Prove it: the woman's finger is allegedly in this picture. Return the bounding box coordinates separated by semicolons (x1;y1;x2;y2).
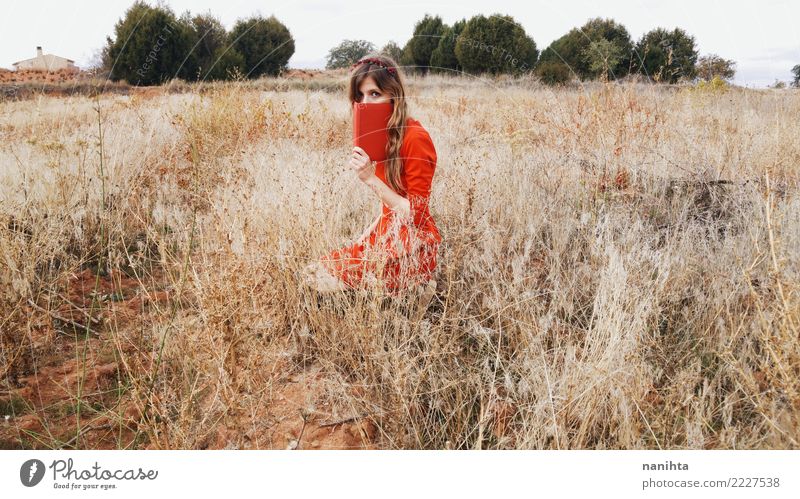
353;148;371;162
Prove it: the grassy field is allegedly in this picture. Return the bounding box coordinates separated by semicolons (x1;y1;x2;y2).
0;73;798;449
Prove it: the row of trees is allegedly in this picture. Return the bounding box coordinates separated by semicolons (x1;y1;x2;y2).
328;15;740;85
100;1;295;85
99;3;794;87
327;14;537;76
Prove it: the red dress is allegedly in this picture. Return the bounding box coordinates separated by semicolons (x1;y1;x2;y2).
320;117;442;295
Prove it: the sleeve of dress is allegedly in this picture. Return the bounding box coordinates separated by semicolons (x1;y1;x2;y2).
402;129;437;228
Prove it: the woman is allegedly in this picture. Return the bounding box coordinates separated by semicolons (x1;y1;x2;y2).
302;54;442;297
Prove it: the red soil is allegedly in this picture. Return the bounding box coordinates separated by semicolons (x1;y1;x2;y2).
0;67;89;85
282;68;327;80
0;267;379;450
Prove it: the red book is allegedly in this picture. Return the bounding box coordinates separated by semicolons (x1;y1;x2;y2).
353;101;392;163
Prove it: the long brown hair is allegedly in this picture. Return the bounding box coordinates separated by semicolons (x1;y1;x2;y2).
349;54;409;194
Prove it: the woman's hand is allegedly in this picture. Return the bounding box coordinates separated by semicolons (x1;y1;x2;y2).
350;146;376;184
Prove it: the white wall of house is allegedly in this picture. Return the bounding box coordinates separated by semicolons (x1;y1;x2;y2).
12;47;77;71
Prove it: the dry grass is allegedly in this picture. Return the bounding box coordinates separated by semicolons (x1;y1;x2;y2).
0;73;798;449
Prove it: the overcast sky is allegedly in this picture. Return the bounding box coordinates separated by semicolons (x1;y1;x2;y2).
1;0;798;87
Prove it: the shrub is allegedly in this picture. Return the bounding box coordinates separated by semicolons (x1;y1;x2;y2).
229;15;295;78
399;40;417;74
189;13;244;81
380;41;404;63
696;54;736;82
538;17;634;81
430;19;466;74
105;1;197;86
634;27;698;83
692;75;729;93
408;14;447;74
582;38;624;82
534;60;572;86
455;14;538;76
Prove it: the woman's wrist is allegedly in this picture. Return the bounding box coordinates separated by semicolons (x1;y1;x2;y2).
362;175;410;217
363;175;381;188
364;176;385;199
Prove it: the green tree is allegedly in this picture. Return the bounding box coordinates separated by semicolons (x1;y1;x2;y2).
326;39;375;69
229;15;294;78
430;18;466;74
105;1;197;85
189;12;244;81
634;27;698;83
399;39;417;74
537;17;633;80
409;14;447;74
791;64;800;88
89;39;113;77
696;54;736;81
582;38;623;82
380;41;403;62
455;14;538;75
431;19;467;73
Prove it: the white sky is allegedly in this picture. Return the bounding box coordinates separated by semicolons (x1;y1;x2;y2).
1;0;798;87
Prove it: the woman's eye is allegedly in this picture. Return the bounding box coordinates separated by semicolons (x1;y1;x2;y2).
371;91;380;97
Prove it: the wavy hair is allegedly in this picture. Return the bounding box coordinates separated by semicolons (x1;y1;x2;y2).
348;54;409;195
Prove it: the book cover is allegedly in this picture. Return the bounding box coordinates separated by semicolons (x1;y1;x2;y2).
352;101;392;163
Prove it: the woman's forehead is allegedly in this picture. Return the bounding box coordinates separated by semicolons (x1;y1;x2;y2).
358;75;380;91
